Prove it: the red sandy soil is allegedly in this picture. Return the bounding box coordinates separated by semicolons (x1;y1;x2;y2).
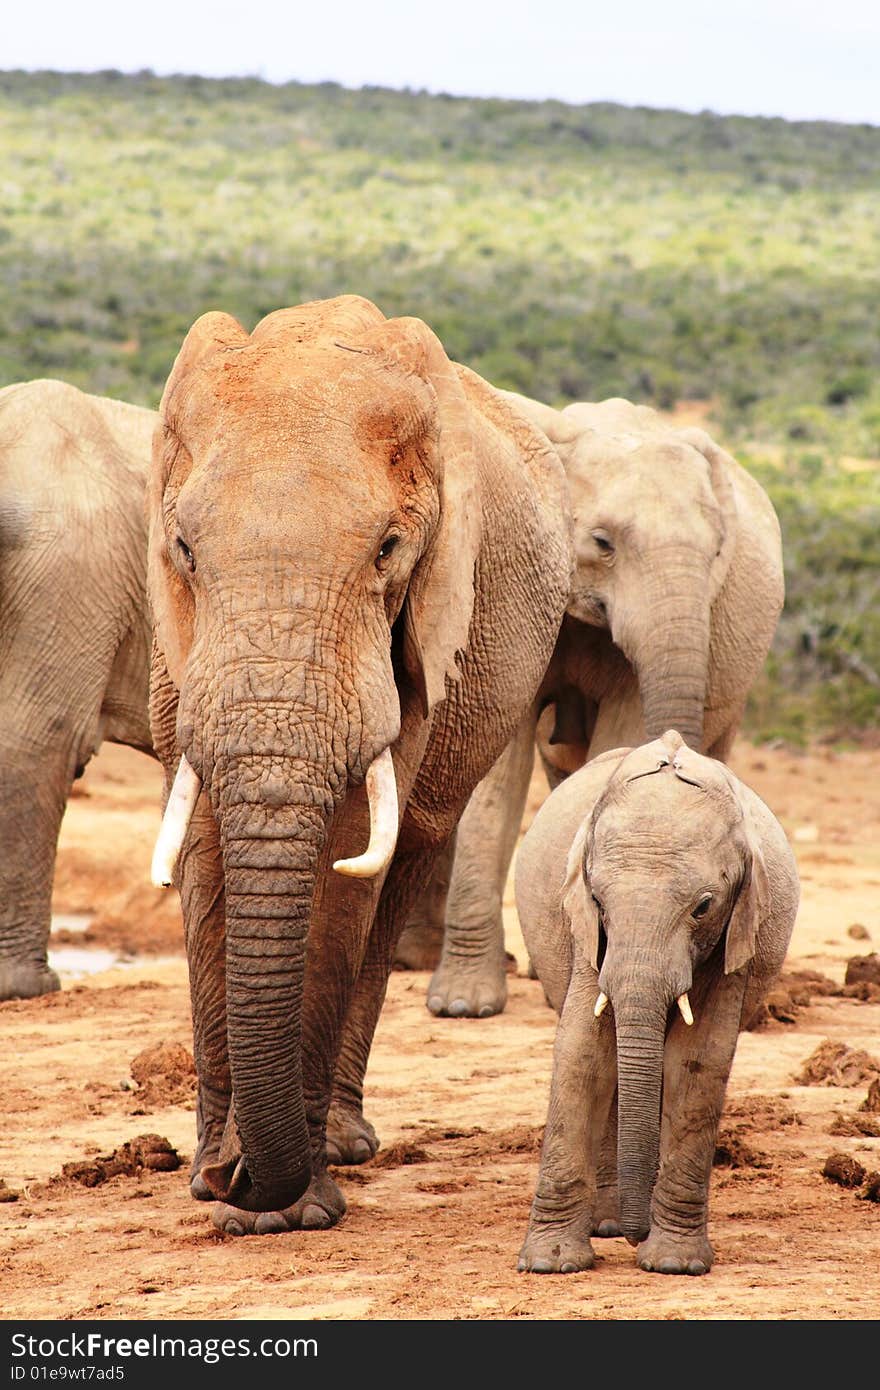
1;739;879;1321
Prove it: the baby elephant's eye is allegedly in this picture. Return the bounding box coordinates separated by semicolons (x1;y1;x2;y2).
692;894;712;920
592;531;614;556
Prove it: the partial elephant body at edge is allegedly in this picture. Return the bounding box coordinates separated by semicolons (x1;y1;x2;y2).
0;379;157;1001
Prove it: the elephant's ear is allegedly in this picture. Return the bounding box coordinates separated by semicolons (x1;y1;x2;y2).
721;775;772;975
497;390;581;451
677;427;740;600
368;316;483;719
561;818;601;968
148;312;249;687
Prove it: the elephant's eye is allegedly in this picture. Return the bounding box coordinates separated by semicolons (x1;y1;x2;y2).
176;537;195;573
376;534;401;567
592;531;614;556
692;894;712;919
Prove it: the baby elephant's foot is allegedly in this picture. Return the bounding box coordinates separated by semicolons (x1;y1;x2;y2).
637;1227;714;1276
211;1172;346;1236
325;1105;379;1165
426;954;508;1019
518;1220;596;1274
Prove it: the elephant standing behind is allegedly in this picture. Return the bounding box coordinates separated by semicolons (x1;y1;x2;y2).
397;394;785;1019
515;730;799;1276
0;380;156;1001
147;294;572;1234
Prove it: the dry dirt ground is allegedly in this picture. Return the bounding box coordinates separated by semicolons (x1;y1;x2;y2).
2;739;879;1322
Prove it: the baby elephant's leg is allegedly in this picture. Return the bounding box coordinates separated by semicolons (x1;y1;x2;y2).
519;969;617;1273
639;968;749;1275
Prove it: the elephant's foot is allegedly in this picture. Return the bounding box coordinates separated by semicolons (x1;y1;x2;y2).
637;1227;714;1276
426;951;508;1019
592;1183;622;1238
211;1172;347;1236
517;1216;596;1274
0;959;60;1002
325;1104;379;1165
393;920;444;972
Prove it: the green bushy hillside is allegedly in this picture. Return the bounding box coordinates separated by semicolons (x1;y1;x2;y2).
2;70;878;739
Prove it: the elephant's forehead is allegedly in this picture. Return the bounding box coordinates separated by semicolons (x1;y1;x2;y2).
179;345;434;450
573;436;708;500
597;771;738;852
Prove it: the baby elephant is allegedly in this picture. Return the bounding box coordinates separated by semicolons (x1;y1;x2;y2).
515;731;799;1276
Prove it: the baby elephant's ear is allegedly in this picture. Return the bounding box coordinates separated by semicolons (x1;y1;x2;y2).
561;819;601;969
724;789;772;975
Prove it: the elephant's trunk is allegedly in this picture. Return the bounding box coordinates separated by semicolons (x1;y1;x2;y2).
609;987;669;1245
203;744;334;1213
623;578;711;751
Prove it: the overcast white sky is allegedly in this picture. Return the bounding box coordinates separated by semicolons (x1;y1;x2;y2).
7;1;880;125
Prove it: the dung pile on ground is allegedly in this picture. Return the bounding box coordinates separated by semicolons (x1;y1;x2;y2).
842;953;880;1002
746;970;838;1028
713;1134;772;1169
822;1152;880;1202
368;1142;431;1169
793;1039;880;1087
128;1041;197;1106
0;1179;21;1203
53;1135;181;1189
860;1078;880;1113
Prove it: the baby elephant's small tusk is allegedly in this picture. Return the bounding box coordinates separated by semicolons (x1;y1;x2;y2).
594;992;609;1018
151;754;202;888
677;993;694;1026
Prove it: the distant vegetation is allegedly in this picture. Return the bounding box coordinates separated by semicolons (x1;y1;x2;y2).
1;70;878;740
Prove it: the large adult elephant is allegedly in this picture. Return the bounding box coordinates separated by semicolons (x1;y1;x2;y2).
147;295;572;1234
0;379;155;1001
397;394;785;1019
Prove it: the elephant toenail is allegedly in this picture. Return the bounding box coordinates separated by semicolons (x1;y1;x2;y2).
254;1212;289;1235
190;1173;212;1201
427;996;444;1015
301;1203;331;1229
352;1139;372;1162
324;1143;342;1166
448;999;471;1017
656;1257;682;1274
560;1262;579;1273
225;1219;246;1237
530;1259;555;1274
687;1260;708;1276
596;1220;621;1238
478;1004;496;1018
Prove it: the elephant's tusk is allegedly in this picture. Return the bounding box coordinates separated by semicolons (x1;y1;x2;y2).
677;993;694;1026
333;747;399;879
151;754;202;888
594;992;609;1018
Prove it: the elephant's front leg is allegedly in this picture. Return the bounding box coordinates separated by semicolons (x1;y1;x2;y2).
638;965;748;1275
174;795;231;1202
324;840;449;1167
426;707;538;1019
392;831;455;972
519;967;617;1272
